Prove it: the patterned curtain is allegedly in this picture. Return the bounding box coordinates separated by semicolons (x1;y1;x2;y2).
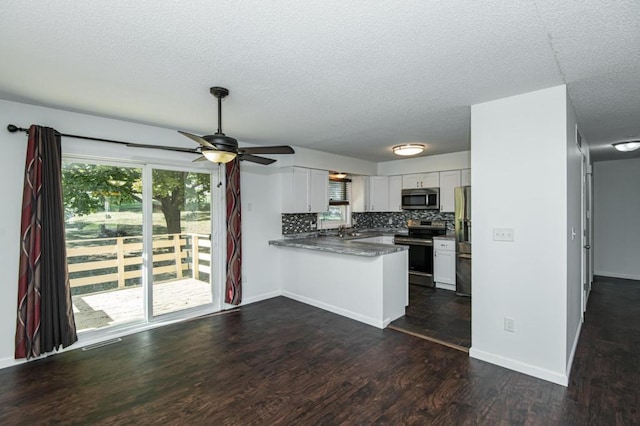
15;125;77;360
225;159;242;305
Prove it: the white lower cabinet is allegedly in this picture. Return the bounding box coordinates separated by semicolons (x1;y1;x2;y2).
356;235;395;245
433;238;456;291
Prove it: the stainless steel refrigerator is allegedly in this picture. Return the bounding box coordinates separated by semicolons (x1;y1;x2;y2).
454;186;471;296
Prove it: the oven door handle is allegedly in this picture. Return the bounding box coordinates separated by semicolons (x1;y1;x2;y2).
394;238;433;246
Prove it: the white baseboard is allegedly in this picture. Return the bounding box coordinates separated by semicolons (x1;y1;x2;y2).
241;290;282;306
282;291;385;329
566;319;583;380
594;271;640;281
435;282;455;291
469;348;568;387
0;356;26;370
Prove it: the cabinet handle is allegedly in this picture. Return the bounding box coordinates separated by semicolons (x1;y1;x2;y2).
308;205;311;212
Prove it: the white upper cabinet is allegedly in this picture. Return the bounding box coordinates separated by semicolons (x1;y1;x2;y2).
309;168;329;213
439;170;461;212
351;175;367;212
461;168;471;186
368;176;390;212
402;172;439;189
352;175;392;212
282;167;328;213
388;175;402;212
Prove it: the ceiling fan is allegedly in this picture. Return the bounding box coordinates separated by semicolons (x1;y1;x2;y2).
127;86;294;165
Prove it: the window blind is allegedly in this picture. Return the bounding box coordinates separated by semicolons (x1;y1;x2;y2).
328;178;350;205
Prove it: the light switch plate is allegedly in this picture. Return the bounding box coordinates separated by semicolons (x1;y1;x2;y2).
493;228;515;242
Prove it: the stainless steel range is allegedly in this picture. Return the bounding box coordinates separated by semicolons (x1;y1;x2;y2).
394;220;447;287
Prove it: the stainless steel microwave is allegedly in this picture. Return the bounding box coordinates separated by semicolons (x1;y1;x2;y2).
401;187;440;210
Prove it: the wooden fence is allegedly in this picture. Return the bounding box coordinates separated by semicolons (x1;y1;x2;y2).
66;233;211;291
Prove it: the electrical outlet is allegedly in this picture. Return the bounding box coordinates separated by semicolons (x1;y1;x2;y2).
493;228;515;242
504;317;515;333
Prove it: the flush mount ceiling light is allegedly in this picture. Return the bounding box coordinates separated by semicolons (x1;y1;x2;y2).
612;140;640;152
330;172;347;179
392;144;425;157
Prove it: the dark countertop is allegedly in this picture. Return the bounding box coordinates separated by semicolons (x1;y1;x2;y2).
268;235;409;257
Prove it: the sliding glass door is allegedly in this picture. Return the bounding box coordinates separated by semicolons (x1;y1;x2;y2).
151;168;213;317
63;159;216;334
63;161;145;332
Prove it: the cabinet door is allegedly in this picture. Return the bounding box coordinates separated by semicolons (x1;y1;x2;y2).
402;174;421;189
388;175;402;212
289;167;310;213
351;175;367;212
434;249;455;285
380;236;395;245
309;169;329;212
421;172;440;188
461;168;471;186
369;176;389;212
357;236;383;244
439;170;461;212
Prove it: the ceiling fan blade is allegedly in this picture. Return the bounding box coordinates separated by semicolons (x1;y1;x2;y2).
127;143;199;154
238;153;277;165
178;130;216;149
239;146;295;155
192;156;209;162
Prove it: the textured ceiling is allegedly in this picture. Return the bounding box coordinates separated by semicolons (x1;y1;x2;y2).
0;1;638;162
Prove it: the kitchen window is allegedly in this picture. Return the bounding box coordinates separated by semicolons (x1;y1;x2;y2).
318;177;351;229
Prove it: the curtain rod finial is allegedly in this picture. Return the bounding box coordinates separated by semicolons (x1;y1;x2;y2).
7;124;24;133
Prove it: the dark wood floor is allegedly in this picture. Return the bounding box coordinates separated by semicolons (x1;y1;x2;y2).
0;276;638;424
390;285;472;349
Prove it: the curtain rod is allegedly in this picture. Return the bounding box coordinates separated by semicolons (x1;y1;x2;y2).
7;124;135;147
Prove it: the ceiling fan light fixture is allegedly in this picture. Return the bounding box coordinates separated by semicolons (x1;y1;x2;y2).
612;140;640;152
393;144;425;157
202;150;237;164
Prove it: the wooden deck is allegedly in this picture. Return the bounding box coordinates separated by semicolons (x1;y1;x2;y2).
72;278;212;332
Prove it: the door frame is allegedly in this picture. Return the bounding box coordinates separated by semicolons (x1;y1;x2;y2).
577;128;592;316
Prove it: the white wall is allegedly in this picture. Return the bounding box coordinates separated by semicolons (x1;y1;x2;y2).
0;99;283;364
377;151;470;175
470;85;572;385
593;158;640;280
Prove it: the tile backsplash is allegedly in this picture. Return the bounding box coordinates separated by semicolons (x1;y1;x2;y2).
352;211;455;232
281;213;318;234
282;211;455;235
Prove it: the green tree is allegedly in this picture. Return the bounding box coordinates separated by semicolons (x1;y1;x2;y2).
63;163;211;234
